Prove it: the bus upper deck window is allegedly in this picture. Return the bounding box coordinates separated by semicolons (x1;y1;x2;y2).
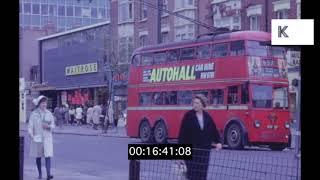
154;51;167;65
213;43;228;57
141;53;153;66
196;45;211;59
167;49;180;62
180;48;195;61
247;41;268;57
132;55;141;66
230;41;244;56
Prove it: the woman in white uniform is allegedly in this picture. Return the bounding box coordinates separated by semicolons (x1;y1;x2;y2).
28;95;55;180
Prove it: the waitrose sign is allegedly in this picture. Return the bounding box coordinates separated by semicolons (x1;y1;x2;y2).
65;63;98;76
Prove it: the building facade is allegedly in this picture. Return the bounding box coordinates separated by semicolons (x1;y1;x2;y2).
38;22;114;110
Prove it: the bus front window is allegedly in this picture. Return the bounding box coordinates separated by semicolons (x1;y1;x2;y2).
273;87;289;109
252;85;272;108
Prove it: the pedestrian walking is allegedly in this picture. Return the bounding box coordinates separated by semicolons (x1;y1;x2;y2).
113;103;121;129
63;104;69;126
53;106;64;128
28;95;55;180
92;103;102;130
178;94;222;180
75;105;83;126
68;106;75;125
86;105;94;128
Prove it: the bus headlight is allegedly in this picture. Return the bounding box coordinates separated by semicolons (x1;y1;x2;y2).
254;120;261;128
285;122;290;129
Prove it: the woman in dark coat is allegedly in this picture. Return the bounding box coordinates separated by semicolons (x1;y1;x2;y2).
178;94;222;180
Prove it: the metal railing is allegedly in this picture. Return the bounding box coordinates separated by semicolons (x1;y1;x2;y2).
129;148;301;180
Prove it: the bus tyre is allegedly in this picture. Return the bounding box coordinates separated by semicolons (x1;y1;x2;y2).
154;121;168;144
226;123;244;150
270;144;286;151
139;121;153;143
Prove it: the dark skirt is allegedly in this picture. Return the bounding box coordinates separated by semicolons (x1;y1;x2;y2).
185;149;210;180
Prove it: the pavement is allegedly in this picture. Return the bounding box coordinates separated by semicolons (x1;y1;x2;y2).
19;122;128;138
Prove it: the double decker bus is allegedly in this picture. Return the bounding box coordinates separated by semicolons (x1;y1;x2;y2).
127;31;291;150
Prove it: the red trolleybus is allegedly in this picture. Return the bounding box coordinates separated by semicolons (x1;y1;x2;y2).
127;31;291;150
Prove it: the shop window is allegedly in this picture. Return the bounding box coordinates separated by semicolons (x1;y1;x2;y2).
167;49;180;62
227;86;238;104
211;89;224;105
196;45;211;59
213;43;228;57
139;92;152;106
178;91;192;105
152;92;164;105
230;41;244;56
164;91;177;105
180;47;195;60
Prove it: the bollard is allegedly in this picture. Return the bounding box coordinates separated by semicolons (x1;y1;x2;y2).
129;160;140;180
20;136;24;180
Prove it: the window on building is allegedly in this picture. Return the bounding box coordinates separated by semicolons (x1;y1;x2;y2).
141;53;153;66
196;45;211;59
91;8;98;18
32;4;40;14
41;16;49;26
161;0;168;16
227;86;238;104
98;8;106;19
178;91;192;105
230;41;244;56
167;49;180;62
213;43;228;57
41;4;48;15
139;35;147;47
24;15;31;26
180;48;195;60
30;65;39;82
32;15;41;26
58;6;65;16
118;0;134;22
276;9;289;19
152;92;164;105
24;3;31;14
161;32;169;43
139;92;152;105
154;52;167;65
75;6;81;16
164;91;177;105
249;15;259;30
297;3;301;19
211;89;224;105
49;5;57;16
175;0;194;9
233;16;240;23
66;6;73;17
140;2;147;20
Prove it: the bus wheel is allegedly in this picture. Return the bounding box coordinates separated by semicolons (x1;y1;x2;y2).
270;144;286;151
226;123;244;150
154;121;168;144
139;121;153;143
